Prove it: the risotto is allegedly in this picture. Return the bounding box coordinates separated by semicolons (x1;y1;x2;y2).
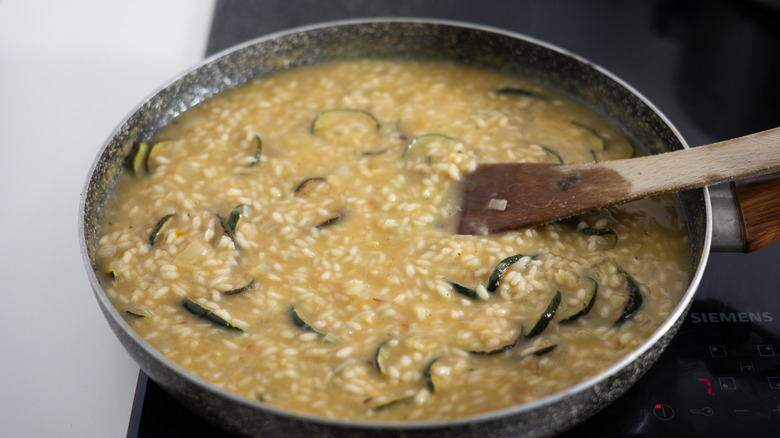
97;60;690;421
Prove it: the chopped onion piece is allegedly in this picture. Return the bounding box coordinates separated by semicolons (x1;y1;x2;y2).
488;198;508;211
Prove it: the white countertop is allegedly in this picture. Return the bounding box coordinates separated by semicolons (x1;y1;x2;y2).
0;1;215;436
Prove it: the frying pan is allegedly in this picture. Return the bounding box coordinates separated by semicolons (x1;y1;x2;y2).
79;19;779;437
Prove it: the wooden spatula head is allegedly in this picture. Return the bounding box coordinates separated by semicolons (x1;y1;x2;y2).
457;162;630;234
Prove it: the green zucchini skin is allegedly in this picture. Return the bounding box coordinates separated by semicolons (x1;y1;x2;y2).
311;109;380;135
315;211;344;228
468;330;523;356
615;273;643;325
451;253;535;299
494;88;545;99
446;280;479;300
581;228;616;236
293;177;326;195
181;298;243;332
374;340;391;375
217;214;234;242
250;134;262;166
402;133;455;158
227;204;247;233
423;357;440;392
129;142;150;175
539;145;563;164
145;140;173;173
289;307;323;336
149;213;175;246
559;277;598;324
360;149;387;156
223;279;256;296
487;254;533;292
524;344;558;358
581;227;618;248
218;204;248;247
371;396;413;412
571;121;605;151
525;291;562;338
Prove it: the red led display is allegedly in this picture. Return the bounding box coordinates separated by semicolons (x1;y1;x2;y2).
699;378;715;396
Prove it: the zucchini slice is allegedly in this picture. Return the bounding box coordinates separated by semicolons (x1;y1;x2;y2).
494;88;545;99
360;149;387;156
581;227;618;248
146;140;174;173
402;133;456;158
446;280;479;300
227;204;247;233
311;109;380;138
181;298;243;332
315;211;344;228
223;279;256;296
625;138;638;159
293;177;327;196
374;340;392;376
525;291;562;339
468;330;524;356
130;142;150;175
371;396;413;412
581;227;617;236
218;204;248;247
539;145;563;164
486;254;534;292
559;277;598;324
217;214;235;243
422;357;440;393
615;273;643;325
249;134;262;166
125;310;146;318
520;344;558;359
571;121;606;151
149;213;174;246
289;307;323;336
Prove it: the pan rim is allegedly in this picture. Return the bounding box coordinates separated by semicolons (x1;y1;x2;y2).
79;16;712;432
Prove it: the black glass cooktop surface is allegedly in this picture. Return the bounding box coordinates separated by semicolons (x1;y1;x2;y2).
129;1;780;436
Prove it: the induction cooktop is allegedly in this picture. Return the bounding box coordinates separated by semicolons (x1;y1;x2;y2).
128;1;780;436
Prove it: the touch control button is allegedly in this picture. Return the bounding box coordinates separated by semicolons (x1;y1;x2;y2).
758;344;775;357
653;404;675;421
719;377;737;391
709;345;727;357
690;407;714;416
768;377;780;390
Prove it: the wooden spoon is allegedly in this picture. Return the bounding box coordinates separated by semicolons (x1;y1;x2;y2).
457;127;780;235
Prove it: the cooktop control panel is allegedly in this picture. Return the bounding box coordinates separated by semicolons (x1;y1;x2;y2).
565;300;780;436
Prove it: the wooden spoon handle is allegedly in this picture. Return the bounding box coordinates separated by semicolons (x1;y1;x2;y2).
733;173;780;253
602;127;780;198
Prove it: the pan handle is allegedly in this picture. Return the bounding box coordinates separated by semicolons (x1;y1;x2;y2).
733;174;780;253
711;174;780;253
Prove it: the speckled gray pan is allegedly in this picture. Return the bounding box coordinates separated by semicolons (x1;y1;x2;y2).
80;19;709;437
